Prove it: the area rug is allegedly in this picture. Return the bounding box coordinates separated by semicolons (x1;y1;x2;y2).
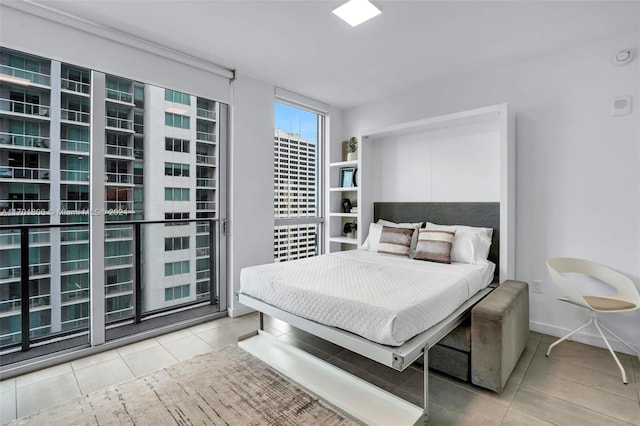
11;345;360;425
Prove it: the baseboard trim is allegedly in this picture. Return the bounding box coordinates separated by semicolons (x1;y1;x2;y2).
530;320;640;356
229;304;255;318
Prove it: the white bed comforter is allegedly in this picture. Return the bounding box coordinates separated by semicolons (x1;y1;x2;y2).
240;250;494;346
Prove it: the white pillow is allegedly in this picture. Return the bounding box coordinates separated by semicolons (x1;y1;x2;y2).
425;222;492;264
361;223;383;252
377;219;423;257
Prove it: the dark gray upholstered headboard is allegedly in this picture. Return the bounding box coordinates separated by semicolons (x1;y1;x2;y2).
373;202;500;277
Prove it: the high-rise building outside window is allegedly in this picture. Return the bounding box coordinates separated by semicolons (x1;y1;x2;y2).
273;102;324;262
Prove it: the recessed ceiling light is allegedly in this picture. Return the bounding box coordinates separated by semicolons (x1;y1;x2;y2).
333;0;381;27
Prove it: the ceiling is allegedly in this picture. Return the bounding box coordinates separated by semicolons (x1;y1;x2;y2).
25;1;640;108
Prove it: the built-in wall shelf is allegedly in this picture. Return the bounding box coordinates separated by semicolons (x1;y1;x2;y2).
329;213;358;218
329;160;358;168
329;236;358;245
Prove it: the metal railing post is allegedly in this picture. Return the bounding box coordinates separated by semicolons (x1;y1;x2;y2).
134;223;142;324
20;227;30;352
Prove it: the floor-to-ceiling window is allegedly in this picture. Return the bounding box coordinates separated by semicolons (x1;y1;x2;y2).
273;102;324;262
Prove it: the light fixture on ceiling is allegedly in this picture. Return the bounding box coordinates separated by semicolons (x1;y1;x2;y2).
332;0;381;27
612;49;633;66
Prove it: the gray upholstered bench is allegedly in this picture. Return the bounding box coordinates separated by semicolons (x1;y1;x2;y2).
428;280;529;393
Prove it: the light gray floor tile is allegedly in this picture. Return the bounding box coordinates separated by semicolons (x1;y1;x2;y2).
527;353;638;400
160;334;214;361
0;377;15;394
195;326;238;349
539;339;634;377
188;319;225;334
116;337;162;356
511;387;635;426
520;370;640;424
1;389;16;423
16;372;81;418
121;345;178;376
224;316;259;338
500;407;555;425
70;349;121;371
154;328;194;345
15;363;73;388
325;357;399;393
263;326;285;337
264;316;295;334
74;357;134;395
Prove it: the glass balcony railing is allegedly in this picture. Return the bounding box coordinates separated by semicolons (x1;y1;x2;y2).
60;78;90;94
60;170;89;182
105;172;134;184
60;138;89;153
105;201;133;211
0;98;50;117
196;108;216;121
0;219;218;360
105;116;133;131
196;131;216;143
196;178;216;188
105;88;133;104
61;108;90;124
0;132;50;149
196;201;216;210
60;200;89;211
0;64;51;86
105;145;134;158
196;154;216;166
0;200;50;211
0;167;50;180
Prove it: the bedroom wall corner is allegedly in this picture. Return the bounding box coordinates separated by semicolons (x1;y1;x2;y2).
228;73;275;317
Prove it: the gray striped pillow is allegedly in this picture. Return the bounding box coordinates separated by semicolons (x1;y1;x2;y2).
414;229;455;263
377;226;414;257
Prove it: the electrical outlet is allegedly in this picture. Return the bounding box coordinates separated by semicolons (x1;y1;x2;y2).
533;280;543;294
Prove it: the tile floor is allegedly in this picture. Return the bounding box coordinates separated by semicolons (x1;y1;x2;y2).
1;313;639;425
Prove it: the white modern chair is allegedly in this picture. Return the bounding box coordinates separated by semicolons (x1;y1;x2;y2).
546;257;640;384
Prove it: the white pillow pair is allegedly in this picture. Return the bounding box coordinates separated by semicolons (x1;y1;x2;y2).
425;222;492;264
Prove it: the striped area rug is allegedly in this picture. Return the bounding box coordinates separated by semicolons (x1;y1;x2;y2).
11;345;359;425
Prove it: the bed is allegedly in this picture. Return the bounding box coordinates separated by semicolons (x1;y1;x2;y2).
237;202;500;424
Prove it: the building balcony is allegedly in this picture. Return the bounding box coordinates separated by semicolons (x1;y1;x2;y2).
61;108;90;124
105;172;134;185
105;280;133;296
0;98;50;119
60;228;89;242
0;167;50;181
196;108;216;121
61;259;89;273
60;170;89;182
0;263;50;281
105;117;134;132
105;201;133;211
60;200;90;211
196;201;216;211
60;138;89;153
196;131;216;143
60;78;90;95
105;145;134;158
0;132;49;150
0;229;50;246
105;88;134;105
0;200;50;211
196;154;216;166
196;178;216;188
0;64;51;87
104;254;133;268
104;226;132;240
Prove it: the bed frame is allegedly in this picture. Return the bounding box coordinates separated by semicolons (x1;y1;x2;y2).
237;202;500;425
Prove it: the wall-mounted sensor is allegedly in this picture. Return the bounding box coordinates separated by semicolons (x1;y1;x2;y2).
612;50;633;66
610;96;632;116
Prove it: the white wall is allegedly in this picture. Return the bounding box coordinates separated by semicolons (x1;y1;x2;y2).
228;74;275;317
343;31;640;353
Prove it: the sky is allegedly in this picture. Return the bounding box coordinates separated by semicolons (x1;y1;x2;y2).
274;102;318;143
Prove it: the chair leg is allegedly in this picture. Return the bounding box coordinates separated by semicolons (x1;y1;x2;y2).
598;321;640;361
593;318;628;384
546;316;594;357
